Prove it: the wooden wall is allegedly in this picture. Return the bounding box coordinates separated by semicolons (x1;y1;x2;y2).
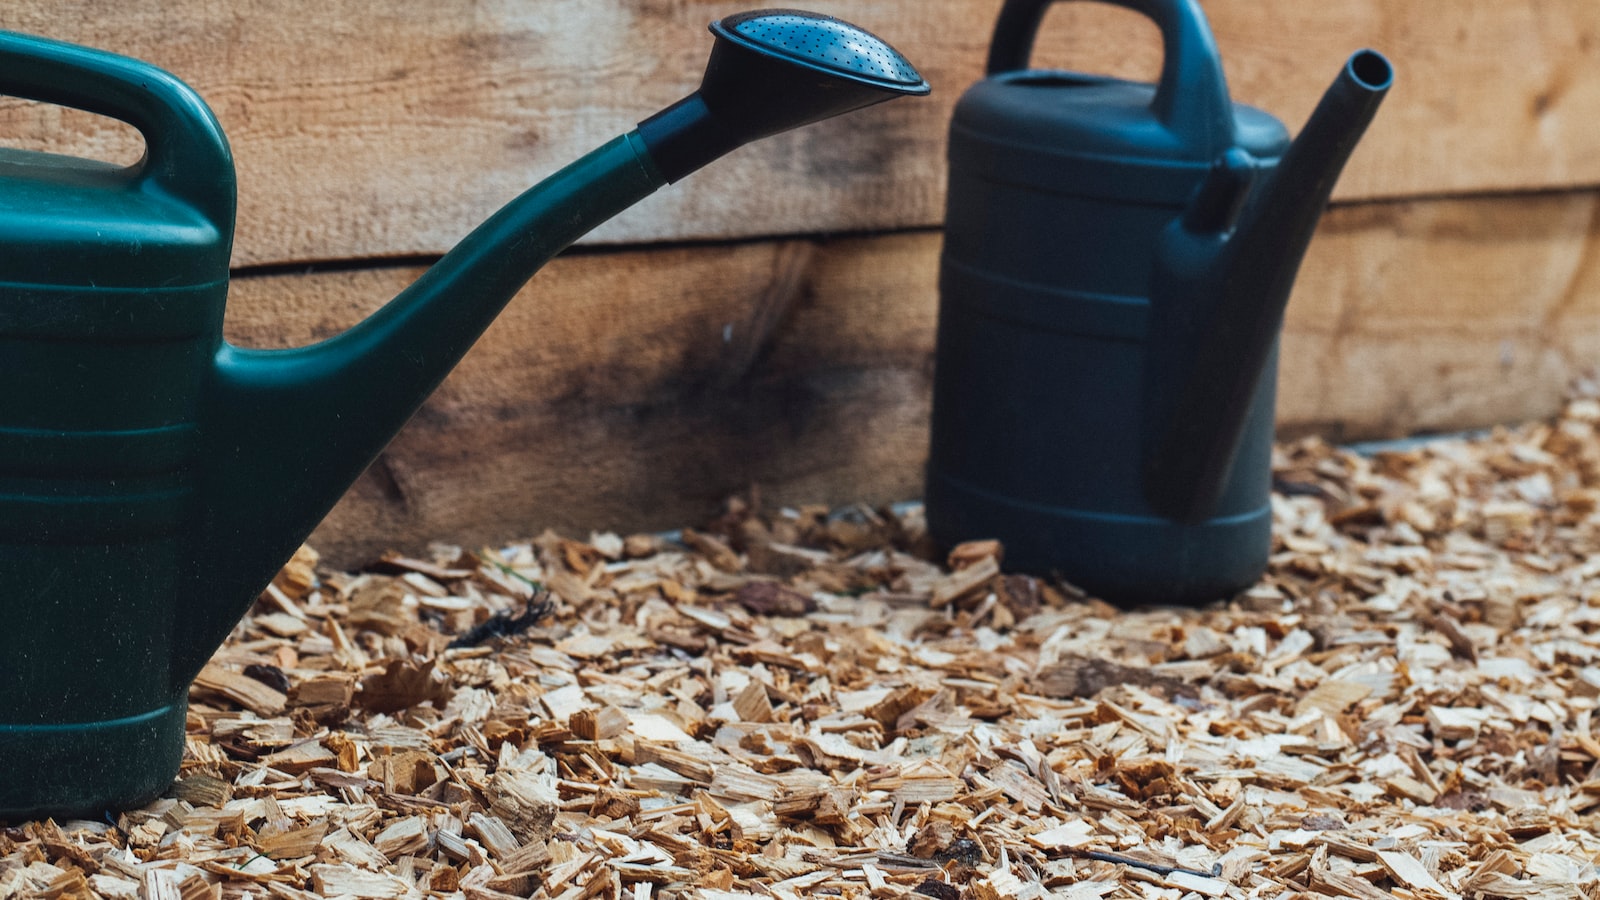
3;1;1597;561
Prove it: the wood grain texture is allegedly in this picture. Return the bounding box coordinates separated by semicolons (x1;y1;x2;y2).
0;1;1594;265
224;232;940;562
1279;192;1600;440
221;191;1600;563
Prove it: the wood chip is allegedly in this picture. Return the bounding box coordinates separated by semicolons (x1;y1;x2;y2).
1426;705;1489;741
487;767;558;843
1295;677;1373;717
372;816;430;859
1309;864;1393;900
192;663;287;715
1377;849;1450;895
309;864;413;898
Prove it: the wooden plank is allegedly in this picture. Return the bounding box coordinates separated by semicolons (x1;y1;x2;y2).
0;1;1594;266
225;233;934;563
1277;190;1600;440
219;190;1600;563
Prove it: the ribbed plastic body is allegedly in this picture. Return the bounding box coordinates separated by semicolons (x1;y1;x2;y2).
0;21;238;816
926;57;1290;606
0;163;227;817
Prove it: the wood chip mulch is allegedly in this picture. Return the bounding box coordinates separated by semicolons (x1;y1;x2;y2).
12;388;1600;900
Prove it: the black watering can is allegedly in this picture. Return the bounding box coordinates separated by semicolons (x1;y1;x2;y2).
925;0;1391;605
0;11;927;819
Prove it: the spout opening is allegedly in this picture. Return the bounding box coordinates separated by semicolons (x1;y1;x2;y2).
1347;49;1393;92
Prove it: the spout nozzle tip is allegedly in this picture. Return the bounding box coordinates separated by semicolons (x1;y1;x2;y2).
1347;49;1394;92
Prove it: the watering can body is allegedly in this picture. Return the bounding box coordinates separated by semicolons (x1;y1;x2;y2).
0;57;234;814
0;13;929;819
926;0;1391;605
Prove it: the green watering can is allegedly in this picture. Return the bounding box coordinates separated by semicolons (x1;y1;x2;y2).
926;0;1391;605
0;11;928;819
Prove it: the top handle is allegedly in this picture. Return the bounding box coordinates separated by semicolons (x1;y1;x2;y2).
985;0;1237;156
0;30;234;228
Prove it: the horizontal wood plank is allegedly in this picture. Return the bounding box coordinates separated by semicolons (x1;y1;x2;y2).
220;190;1600;563
1279;192;1600;440
0;1;1593;265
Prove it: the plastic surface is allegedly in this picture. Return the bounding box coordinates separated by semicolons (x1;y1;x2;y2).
985;0;1237;156
0;10;926;819
639;10;928;183
0;30;236;820
1144;51;1394;521
952;0;1288;208
721;10;925;87
926;0;1390;605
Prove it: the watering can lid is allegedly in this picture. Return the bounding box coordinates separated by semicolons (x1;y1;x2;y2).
958;71;1288;163
0;150;229;289
957;0;1291;204
950;73;1290;205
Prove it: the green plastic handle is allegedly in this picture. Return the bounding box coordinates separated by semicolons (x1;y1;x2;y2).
984;0;1237;156
0;30;235;226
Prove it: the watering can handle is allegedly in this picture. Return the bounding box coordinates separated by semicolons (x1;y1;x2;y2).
0;30;233;226
985;0;1236;155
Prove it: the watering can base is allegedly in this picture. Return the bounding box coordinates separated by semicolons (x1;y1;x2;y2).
925;472;1271;607
0;701;186;821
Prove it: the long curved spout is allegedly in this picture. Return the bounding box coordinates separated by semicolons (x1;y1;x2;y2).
1144;49;1392;523
174;135;664;681
173;10;928;682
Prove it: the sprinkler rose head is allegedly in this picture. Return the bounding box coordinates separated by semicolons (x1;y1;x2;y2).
638;8;929;182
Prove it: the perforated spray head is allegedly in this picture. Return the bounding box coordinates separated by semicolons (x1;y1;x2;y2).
638;9;929;182
714;10;927;90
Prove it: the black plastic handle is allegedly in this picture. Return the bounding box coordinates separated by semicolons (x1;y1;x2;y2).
985;0;1236;155
0;30;234;225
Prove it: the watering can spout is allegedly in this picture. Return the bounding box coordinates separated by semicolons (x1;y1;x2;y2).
172;11;927;682
1143;49;1392;524
176;136;665;683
